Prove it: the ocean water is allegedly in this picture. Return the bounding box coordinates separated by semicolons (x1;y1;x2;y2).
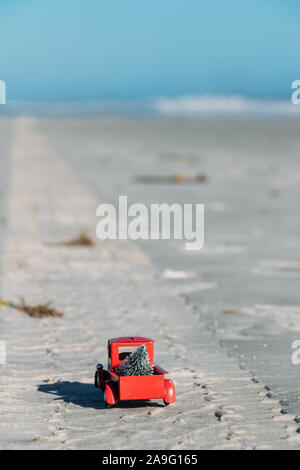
2;95;300;119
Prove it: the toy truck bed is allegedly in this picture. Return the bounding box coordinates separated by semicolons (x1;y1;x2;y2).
116;365;166;400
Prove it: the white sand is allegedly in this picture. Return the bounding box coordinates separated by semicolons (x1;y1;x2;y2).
0;117;300;449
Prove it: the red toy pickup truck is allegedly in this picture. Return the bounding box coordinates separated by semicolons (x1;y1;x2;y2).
95;337;176;407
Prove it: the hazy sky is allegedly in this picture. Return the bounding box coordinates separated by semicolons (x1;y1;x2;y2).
0;0;299;101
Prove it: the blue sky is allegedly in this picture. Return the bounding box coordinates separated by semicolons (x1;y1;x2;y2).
0;0;299;101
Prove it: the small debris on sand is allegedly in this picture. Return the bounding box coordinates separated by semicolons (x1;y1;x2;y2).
215;409;227;421
14;298;63;318
162;269;195;280
223;309;239;315
171;172;189;183
48;233;94;247
134;173;207;184
195;174;207;183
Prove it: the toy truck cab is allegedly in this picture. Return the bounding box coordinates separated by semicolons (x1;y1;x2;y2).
95;337;176;407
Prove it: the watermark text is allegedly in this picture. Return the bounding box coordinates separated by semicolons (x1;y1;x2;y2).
96;196;204;250
291;80;300;104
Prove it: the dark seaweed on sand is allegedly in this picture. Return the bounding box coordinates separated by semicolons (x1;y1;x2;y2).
15;298;64;318
47;232;94;247
134;173;207;184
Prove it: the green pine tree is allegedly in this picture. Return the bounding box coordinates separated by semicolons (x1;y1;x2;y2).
116;344;154;376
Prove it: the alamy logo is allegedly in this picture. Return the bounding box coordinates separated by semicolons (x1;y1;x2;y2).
291;340;300;365
291;80;300;104
0;81;6;104
96;196;204;251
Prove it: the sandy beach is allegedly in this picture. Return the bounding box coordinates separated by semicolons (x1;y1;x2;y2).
0;116;300;449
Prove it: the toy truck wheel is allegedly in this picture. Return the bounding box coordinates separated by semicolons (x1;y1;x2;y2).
95;364;106;391
104;382;117;408
94;371;100;389
163;379;176;405
103;390;112;408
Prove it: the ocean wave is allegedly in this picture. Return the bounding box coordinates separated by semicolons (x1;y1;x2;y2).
154;95;300;118
2;96;300;119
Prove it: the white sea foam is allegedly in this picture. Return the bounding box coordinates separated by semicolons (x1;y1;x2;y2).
154;95;300;118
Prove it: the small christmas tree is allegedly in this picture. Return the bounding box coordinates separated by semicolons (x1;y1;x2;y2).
116;344;154;376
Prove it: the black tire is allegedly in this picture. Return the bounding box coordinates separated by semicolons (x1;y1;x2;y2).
94;372;99;389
